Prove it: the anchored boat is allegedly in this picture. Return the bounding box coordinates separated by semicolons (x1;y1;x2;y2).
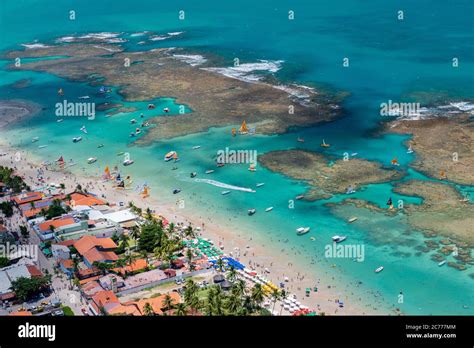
296;227;310;235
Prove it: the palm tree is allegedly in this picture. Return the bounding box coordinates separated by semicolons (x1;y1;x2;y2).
270;288;281;313
215;258;225;273
174;303;187;316
226;291;241;315
75;184;83;193
129;225;140;240
227;265;237;282
184;225;195;239
143;302;155;316
234;279;247;298
162;294;175;314
60;183;65;193
251;283;264;310
186;248;193;269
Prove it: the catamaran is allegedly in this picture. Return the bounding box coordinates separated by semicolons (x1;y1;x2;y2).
87;157;97;164
296;227;310;235
332;235;346;243
72;137;82;143
164;151;177;161
375;266;384;273
265;207;273;212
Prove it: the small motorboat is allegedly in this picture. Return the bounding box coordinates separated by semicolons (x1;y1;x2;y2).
173;188;181;194
205;169;215;174
148;104;156;110
351;152;358;157
123;159;134;166
248;163;257;172
248;209;256;216
31;137;39;143
348;217;358;223
438;260;447;267
78;95;90;100
407;145;414;154
135;128;141;134
332;235;346;243
296;227;310;235
320;139;330;148
141;122;149;127
265;207;273;212
375;266;384;273
256;183;265;188
192;145;201;150
190;172;197;178
297;137;305;143
72;137;82;143
56;119;64;123
216;162;225;167
221;190;231;195
391;157;400;166
295;194;305;200
163;107;169;113
130;132;136;137
164;151;177;162
97;144;104;148
87;157;97;164
130;119;137;124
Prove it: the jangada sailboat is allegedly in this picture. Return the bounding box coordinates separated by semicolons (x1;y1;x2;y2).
320;139;330;148
239;120;248;134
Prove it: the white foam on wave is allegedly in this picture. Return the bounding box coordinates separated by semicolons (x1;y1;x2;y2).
56;32;126;44
203;60;284;83
397;101;474;121
21;43;50;49
130;31;149;37
172;54;207;66
193;178;255;193
149;31;184;42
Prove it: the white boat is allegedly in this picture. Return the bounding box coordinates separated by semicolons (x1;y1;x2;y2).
192;145;201;150
407;145;414;154
87;157;97;164
332;235;347;243
123;159;134;166
130;119;137;124
163;107;170;113
72;136;82;143
351;152;358;156
31;137;39;143
248;209;256;216
375;266;384;273
438;260;446;267
348;217;358;223
205;169;215;174
256;183;265;188
78;95;90;100
296;227;310;235
80;125;88;134
221;190;231;195
265;207;273;212
57;119;63;123
164;151;177;162
295;194;305;200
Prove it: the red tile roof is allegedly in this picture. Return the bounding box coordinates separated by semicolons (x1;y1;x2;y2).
73;235;117;255
26;265;43;277
60;259;74;269
38;217;75;232
83;248;118;264
70;192;106;207
11;192;43;205
113;258;147;275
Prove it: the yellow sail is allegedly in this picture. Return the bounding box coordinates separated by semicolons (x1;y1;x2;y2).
231;128;236;136
239;120;248;134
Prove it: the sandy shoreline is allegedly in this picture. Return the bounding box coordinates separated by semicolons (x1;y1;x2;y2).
0;101;396;316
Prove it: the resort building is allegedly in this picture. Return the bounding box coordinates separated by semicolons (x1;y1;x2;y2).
73;235;118;268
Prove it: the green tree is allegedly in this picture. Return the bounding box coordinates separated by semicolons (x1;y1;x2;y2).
19;225;29;239
251;283;264;310
0;256;10;268
174;303;187;316
143;302;155;316
10;275;51;301
162;294;175;313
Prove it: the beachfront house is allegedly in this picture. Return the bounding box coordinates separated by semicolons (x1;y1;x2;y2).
73;235;118;268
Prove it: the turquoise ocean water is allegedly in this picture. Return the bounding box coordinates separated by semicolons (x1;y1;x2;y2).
0;0;473;314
